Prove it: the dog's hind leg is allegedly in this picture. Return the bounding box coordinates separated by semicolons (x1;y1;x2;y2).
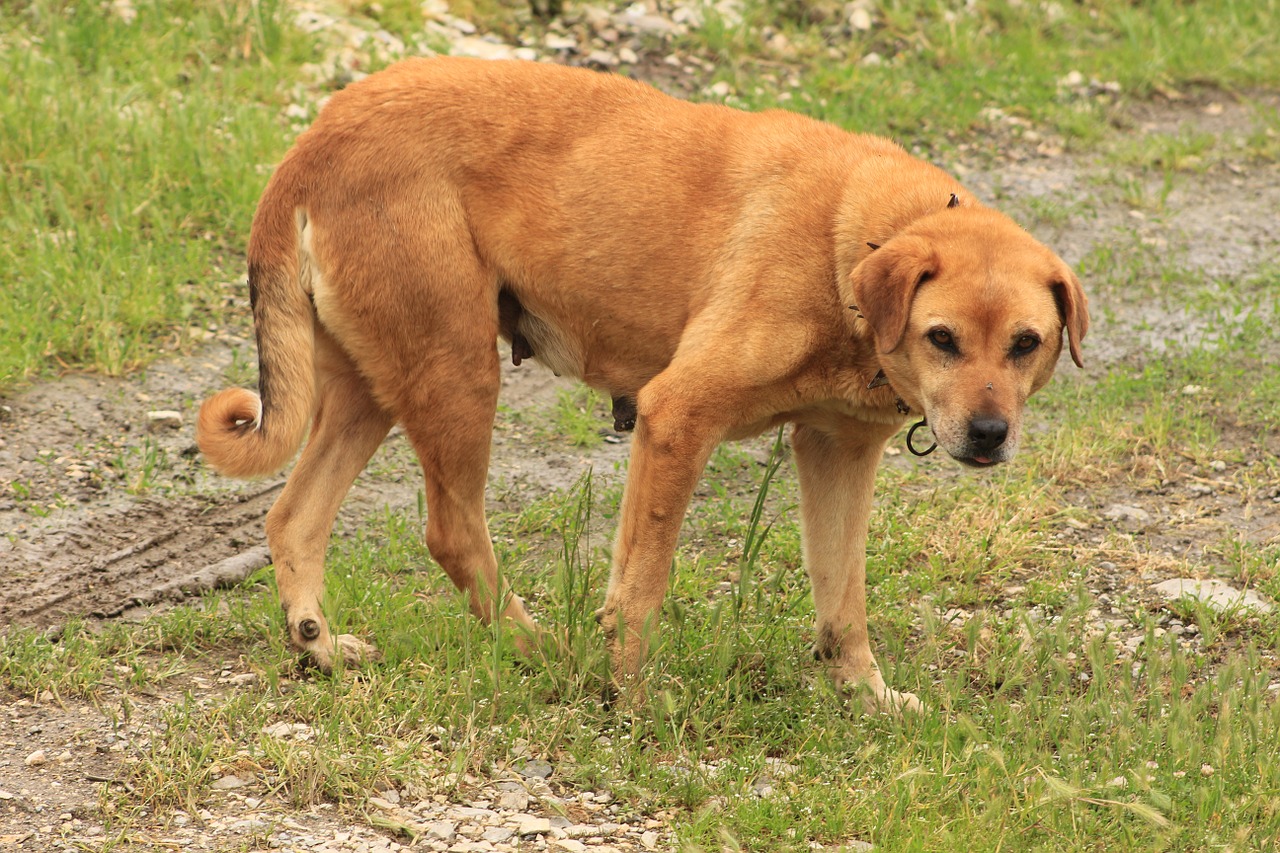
791;420;922;715
266;329;394;671
395;339;539;650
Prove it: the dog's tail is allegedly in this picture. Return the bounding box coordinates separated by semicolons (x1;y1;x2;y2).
197;185;316;479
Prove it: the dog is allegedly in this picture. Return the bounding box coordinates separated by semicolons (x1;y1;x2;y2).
197;56;1087;713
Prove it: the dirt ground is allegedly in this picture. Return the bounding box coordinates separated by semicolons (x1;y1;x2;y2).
1;90;1278;848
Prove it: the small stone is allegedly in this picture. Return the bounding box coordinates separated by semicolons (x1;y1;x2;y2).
517;758;553;779
1059;70;1086;89
444;15;477;34
146;410;183;431
618;47;638;64
849;7;872;30
1151;578;1274;614
515;816;551;835
495;790;528;811
640;831;659;849
451;37;516;61
611;11;681;36
586;49;619;66
24;750;46;767
426;821;457;842
544;34;577;50
482;827;515;844
211;774;247;790
1103;504;1151;524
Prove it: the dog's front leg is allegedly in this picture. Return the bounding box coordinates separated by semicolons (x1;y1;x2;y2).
792;421;922;715
599;394;720;687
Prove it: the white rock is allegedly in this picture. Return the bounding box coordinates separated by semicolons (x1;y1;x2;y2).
482;827;515;844
1059;69;1086;89
544;34;578;50
451;37;516;61
24;750;46;767
443;15;477;34
495;790;528;811
210;774;247;790
849;7;872;30
515;815;552;835
146;410;183;431
262;722;314;741
612;11;682;36
1151;578;1274;614
1103;504;1151;523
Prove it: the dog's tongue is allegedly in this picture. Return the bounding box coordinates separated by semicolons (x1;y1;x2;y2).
974;455;992;465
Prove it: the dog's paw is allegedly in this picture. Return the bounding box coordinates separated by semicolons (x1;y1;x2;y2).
333;633;381;666
861;686;923;717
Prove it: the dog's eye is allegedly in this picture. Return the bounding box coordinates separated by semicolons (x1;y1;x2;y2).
928;329;957;352
1012;334;1040;356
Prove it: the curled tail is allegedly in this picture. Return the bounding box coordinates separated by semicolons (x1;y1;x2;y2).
197;193;316;478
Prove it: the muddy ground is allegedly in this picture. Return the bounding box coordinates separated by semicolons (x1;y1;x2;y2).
1;88;1278;849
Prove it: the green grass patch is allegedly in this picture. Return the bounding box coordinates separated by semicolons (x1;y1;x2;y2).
0;0;314;388
696;0;1280;153
4;435;1279;849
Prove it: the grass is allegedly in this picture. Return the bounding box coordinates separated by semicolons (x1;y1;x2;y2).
2;0;1279;850
0;0;310;388
4;377;1280;850
695;0;1280;156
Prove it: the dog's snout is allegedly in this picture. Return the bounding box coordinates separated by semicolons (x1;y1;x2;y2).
968;416;1008;452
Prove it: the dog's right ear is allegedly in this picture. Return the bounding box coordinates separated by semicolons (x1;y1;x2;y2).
845;236;938;356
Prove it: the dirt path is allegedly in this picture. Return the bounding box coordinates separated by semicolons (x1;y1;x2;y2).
0;333;630;630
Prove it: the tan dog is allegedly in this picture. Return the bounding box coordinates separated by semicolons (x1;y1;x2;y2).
198;57;1087;713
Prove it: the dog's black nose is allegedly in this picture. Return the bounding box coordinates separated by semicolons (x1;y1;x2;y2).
968;417;1008;451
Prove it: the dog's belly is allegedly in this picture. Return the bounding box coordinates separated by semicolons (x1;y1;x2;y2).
513;309;582;379
498;285;682;400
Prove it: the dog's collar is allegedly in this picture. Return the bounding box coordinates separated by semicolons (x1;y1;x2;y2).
867;369;937;457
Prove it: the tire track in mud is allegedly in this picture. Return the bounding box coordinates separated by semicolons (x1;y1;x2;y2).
0;482;282;629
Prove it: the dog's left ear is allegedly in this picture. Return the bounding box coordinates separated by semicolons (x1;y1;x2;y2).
1051;266;1089;368
847;235;938;356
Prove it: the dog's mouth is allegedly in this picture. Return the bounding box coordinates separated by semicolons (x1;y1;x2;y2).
955;454;1000;468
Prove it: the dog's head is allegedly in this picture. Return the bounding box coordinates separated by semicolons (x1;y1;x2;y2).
849;207;1088;468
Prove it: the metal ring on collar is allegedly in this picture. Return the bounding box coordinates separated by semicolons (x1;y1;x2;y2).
906;419;937;457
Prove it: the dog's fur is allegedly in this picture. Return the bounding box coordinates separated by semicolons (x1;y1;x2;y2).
197;57;1087;712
